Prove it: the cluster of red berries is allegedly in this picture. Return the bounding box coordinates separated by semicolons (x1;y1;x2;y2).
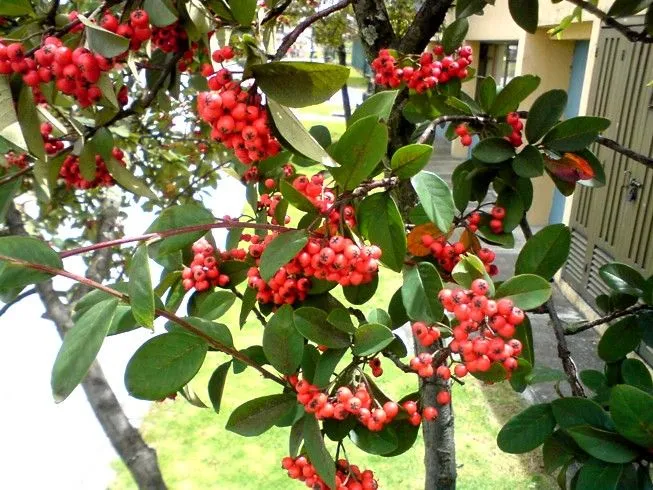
487;206;506;234
197;48;281;165
420;233;498;276
455;124;473;147
368;358;383;377
439;279;524;375
292;174;356;227
258;193;290;225
505;112;524;147
282;456;378;490
411;321;442;347
181;238;230;292
59;147;125;189
40;122;64;155
407;354;452;404
371;44;473;92
151;22;187;53
99;9;152;51
3;151;28;169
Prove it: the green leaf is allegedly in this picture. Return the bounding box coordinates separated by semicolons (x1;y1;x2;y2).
232;345;268;374
208;361;231;413
289;416;304;457
143;0;178;26
0;0;35;16
442;18;469;54
128;245;155;329
566;426;639;463
352;323;394;356
472;362;509;383
610;385;653;448
313;348;346;388
226;393;298;436
551;397;611;430
146;204;214;257
18;85;45;162
106;157;157;200
0;176;22;223
294;307;351;348
125;332;208;400
542;116;611;152
194;290;236;320
349;90;398;126
608;0;653;17
402;262;444;323
496;187;526;232
515;224;571;280
512;144;544;178
509;0;538;33
391;144;433;179
580;462;625;490
357;193;406;272
51;299;118;402
78;140;98;182
327;309;356;334
598;316;643;362
304;415;336;488
239;286;257;327
514;315;535;366
497;403;556;453
0;236;63;289
621;358;653;392
268;99;332;164
263;304;304;375
253;62;349;108
525;90;568;143
77;15;129;58
456;0;487;18
542;431;578;474
599;262;646;297
367;308;392;328
0;77;26;153
259;230;308;281
330;116;388;190
489;75;541;117
343;274;379;305
411;171;455;232
495;274;552;310
279;179;317;213
472;137;515;163
525;365;567;385
349;424;399;455
172;317;234;347
477;76;497;112
451;253;495;296
228;0;257;25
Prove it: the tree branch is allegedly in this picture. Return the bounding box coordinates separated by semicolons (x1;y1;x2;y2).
520;217;586;397
564;0;653;43
596;136;653;169
46;0;61;26
564;304;651;335
274;0;353;60
398;0;454;54
351;0;397;61
262;0;293;25
0;287;36;317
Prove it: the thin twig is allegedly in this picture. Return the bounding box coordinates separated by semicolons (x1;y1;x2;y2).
273;0;352;61
0;166;31;187
262;0;293;25
46;0;61;26
564;304;651;335
564;0;653;43
0;288;37;317
0;253;286;386
231;287;268;326
596;136;653;169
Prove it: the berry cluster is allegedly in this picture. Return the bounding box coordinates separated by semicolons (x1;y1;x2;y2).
3;151;28;169
59;147;126;189
258;193;290;225
282;456;378;490
371;44;473;92
439;279;524;375
420;233;498;277
181;238;230;292
99;9;152;51
455;124;473;147
411;321;442;347
197;47;281;165
505;112;523;147
152;22;188;53
292;174;356;227
487;205;506;234
40;122;64;155
368;358;383;377
407;354;452;405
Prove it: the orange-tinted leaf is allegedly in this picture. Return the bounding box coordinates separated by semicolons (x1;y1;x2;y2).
407;223;445;256
460;228;481;253
544;153;594;183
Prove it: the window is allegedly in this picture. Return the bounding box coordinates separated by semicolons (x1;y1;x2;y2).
477;42;518;89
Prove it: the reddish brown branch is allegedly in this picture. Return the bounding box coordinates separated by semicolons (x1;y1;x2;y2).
564;304;651;335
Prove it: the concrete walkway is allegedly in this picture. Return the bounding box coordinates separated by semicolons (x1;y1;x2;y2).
425;137;602;403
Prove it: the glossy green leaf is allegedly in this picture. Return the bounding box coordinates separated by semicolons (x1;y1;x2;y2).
294;307;351;348
279;179;317;213
208;361;231;413
495;274;552;310
143;0;178;26
352;323;394;356
343;274;379;305
542;431;578;474
128;245;155;329
496;188;526;232
610;385;653;448
515;224;571;280
289;416;304;457
228;0;257;25
451;253;495;296
226;393;298;436
357;193;406;272
327;308;356;334
263;304;304;375
390;144;433;179
51;299;118;402
472;137;515;163
576;460;623;490
77;15;130;58
599;262;646;297
525;90;568;143
512;144;544;178
598;316;643;362
0;77;26;153
402;262;444;323
313;348;347;388
542;116;611;152
349;424;399;455
194;290;236;320
304;415;336;488
260;230;308;281
106;157;157;200
0;236;63;289
367;308;392;328
253;62;349;108
125;332;208;400
497;403;556;453
146;204;214;256
18;85;45;162
621;358;653;392
489;75;540;117
411;171;455;232
477;76;497;112
566;426;639;463
349;90;398;126
442;18;469;54
551;397;611;430
508;0;538;33
331;116;388;190
0;0;34;16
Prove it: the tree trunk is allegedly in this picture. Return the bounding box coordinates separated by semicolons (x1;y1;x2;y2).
337;44;351;120
6;204;168;489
